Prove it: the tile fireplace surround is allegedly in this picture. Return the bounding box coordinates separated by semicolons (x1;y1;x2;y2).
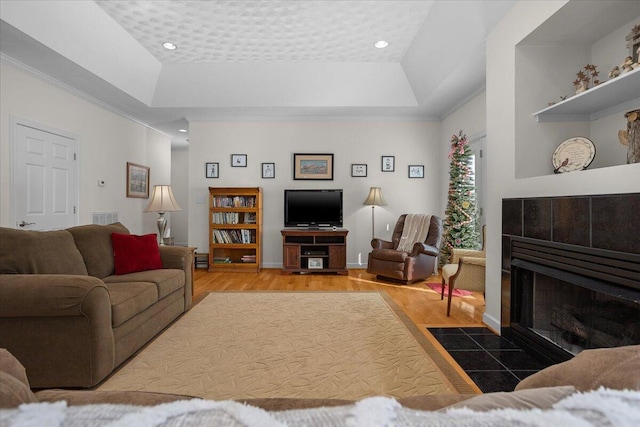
501;193;640;364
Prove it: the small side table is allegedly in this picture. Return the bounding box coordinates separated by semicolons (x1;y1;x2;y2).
194;252;209;269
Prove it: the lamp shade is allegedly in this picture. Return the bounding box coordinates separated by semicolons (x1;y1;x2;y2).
144;185;182;213
363;187;387;206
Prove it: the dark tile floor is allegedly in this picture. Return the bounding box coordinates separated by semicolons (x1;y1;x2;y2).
428;327;553;393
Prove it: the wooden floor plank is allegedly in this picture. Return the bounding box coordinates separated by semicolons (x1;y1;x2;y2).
194;268;486;327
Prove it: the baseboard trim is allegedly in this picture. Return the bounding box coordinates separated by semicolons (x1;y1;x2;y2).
482;312;501;335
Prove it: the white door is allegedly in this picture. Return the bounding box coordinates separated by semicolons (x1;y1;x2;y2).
12;122;78;230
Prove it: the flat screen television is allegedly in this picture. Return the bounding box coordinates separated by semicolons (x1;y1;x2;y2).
284;189;343;228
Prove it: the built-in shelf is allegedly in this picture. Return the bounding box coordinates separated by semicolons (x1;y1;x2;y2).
533;67;640;122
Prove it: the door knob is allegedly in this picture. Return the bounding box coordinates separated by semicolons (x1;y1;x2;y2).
18;221;35;227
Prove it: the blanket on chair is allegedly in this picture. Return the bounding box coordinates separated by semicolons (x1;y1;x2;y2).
396;214;431;253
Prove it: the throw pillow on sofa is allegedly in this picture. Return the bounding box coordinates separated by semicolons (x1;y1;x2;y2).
111;233;163;275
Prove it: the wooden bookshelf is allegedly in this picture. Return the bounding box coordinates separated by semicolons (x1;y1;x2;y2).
208;187;262;272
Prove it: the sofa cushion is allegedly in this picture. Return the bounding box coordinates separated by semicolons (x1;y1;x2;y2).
442;386;576;412
0;348;38;408
111;233;163;275
105;282;158;327
68;222;129;278
0;228;88;275
104;269;184;300
515;345;640;392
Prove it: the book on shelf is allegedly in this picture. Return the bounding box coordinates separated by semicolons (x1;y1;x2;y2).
212;212;240;224
241;255;256;263
212;196;257;208
213;257;232;264
212;229;254;244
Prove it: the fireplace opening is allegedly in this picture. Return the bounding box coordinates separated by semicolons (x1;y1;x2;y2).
512;261;640;362
509;238;640;365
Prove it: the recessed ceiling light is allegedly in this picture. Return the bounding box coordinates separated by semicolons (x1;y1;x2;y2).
163;42;177;50
374;40;389;49
178;129;188;133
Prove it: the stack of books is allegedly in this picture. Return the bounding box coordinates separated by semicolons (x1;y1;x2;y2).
241;255;256;263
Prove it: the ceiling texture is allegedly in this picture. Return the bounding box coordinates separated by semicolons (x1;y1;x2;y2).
0;0;515;147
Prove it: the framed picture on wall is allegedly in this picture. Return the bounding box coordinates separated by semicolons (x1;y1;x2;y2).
351;164;367;177
262;162;275;179
408;165;425;178
205;162;219;178
381;156;395;172
126;162;149;198
231;154;247;167
293;153;334;180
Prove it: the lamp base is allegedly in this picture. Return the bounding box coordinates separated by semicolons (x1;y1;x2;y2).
156;213;167;245
371;205;375;240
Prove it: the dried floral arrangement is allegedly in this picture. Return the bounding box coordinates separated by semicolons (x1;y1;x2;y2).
573;64;599;94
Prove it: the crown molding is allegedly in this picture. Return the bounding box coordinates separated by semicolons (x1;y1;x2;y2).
0;53;170;139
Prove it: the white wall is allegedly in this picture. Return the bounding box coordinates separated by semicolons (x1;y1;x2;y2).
485;0;640;332
170;148;189;246
0;61;172;234
186;121;443;268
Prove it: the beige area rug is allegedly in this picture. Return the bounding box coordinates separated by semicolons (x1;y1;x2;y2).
98;292;474;400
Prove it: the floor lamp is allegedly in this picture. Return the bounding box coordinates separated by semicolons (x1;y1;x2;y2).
144;185;182;245
363;187;387;240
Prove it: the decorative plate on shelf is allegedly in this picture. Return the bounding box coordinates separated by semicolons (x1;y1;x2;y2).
552;137;596;173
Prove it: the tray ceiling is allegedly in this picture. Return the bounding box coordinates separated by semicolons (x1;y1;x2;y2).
0;1;516;147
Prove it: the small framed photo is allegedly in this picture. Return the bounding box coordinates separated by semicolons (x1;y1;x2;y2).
262;162;275;179
308;258;323;269
205;162;219;178
231;154;247;167
293;153;334;180
126;162;149;198
408;165;425;178
351;164;367;177
381;156;395;172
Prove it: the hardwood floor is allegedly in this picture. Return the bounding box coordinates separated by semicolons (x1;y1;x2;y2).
193;268;486;330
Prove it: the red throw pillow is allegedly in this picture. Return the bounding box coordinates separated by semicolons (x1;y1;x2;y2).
111;233;163;275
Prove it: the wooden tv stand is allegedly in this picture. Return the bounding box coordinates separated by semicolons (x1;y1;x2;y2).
281;228;348;275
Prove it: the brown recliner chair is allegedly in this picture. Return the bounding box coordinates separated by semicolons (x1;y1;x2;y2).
367;214;442;284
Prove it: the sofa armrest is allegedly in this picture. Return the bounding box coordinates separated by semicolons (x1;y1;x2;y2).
371;239;394;250
0;275;115;388
159;246;193;309
0;275;108;317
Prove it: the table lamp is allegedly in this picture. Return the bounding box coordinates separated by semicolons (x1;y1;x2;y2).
144;185;182;245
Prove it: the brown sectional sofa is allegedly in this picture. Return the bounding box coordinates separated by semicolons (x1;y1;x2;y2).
0;223;192;389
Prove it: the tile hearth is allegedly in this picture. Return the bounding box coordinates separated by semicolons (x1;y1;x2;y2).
428;327;552;393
